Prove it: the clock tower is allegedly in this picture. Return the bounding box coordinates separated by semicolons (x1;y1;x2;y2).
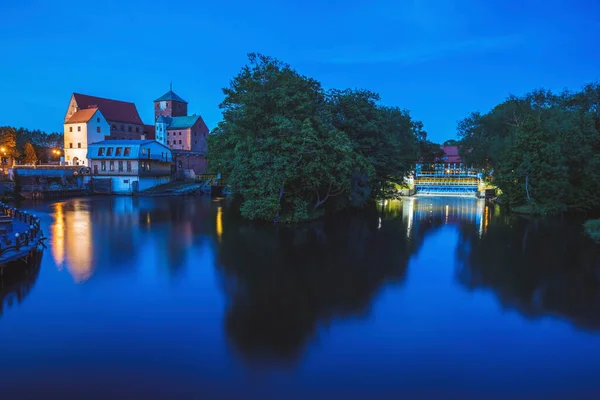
154;83;188;120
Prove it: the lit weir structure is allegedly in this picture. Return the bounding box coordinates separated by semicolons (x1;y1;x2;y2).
412;145;482;196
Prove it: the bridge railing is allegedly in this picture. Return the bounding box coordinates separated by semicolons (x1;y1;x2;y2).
0;202;43;254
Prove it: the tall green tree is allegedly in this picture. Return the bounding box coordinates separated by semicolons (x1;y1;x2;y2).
457;83;600;214
208;53;369;223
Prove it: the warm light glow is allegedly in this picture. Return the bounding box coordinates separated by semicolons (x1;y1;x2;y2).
51;202;65;269
51;200;94;283
216;206;223;243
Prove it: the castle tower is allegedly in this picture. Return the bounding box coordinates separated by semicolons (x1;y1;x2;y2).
154;83;188;120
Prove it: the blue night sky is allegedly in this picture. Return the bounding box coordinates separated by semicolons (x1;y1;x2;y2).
1;0;598;144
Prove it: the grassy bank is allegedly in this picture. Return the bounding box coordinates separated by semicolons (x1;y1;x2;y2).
583;219;600;243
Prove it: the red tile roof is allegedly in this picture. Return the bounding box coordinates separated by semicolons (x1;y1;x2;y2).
73;93;143;125
66;108;99;124
441;146;462;163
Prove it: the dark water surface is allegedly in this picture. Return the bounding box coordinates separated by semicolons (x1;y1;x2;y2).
1;196;600;399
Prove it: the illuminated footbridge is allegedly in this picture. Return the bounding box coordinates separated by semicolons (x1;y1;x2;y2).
414;176;480;196
412;145;483;197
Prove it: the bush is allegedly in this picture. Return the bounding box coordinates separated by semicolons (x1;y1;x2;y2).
583;219;600;243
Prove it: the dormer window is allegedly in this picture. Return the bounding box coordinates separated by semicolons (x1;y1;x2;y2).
115;147;123;156
106;147;113;156
124;147;131;156
98;148;105;156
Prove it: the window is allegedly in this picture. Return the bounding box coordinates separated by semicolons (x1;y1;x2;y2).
112;124;116;130
136;127;140;133
142;148;146;155
69;127;73;132
98;148;105;156
106;147;113;156
96;126;101;133
124;179;129;183
118;160;123;172
115;147;122;156
101;161;106;171
126;161;132;172
167;140;169;145
128;126;132;132
109;161;114;171
97;117;100;122
78;143;81;148
77;126;81;132
121;125;124;130
69;143;73;148
124;147;131;156
194;132;197;136
179;131;181;135
179;140;182;144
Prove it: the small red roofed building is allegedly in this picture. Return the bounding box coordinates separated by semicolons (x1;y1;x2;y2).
65;93;145;140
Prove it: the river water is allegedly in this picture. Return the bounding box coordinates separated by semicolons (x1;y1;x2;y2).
1;196;600;399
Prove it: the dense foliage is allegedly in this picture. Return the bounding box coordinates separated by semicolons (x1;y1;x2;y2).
0;126;62;164
457;84;600;214
208;54;436;223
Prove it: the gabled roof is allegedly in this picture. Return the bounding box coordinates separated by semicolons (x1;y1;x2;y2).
441;146;462;163
167;115;201;130
154;90;187;104
73;93;143;125
66;108;100;124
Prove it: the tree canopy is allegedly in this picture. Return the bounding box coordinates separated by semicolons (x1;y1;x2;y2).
0;126;62;164
457;83;600;214
207;53;436;223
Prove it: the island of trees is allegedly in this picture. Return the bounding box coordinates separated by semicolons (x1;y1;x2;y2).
207;53;440;223
209;54;600;227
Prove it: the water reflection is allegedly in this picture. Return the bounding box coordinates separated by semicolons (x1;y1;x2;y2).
456;205;600;330
51;200;94;282
48;197;213;282
0;253;42;318
215;206;422;365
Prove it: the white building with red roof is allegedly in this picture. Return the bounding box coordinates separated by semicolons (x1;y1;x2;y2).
63;108;109;166
65;93;145;140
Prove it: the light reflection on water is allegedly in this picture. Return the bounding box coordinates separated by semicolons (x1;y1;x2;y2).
1;195;600;398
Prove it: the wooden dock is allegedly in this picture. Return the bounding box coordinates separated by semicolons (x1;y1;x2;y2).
0;202;45;270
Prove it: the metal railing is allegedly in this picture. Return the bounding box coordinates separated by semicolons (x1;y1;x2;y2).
0;202;44;255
